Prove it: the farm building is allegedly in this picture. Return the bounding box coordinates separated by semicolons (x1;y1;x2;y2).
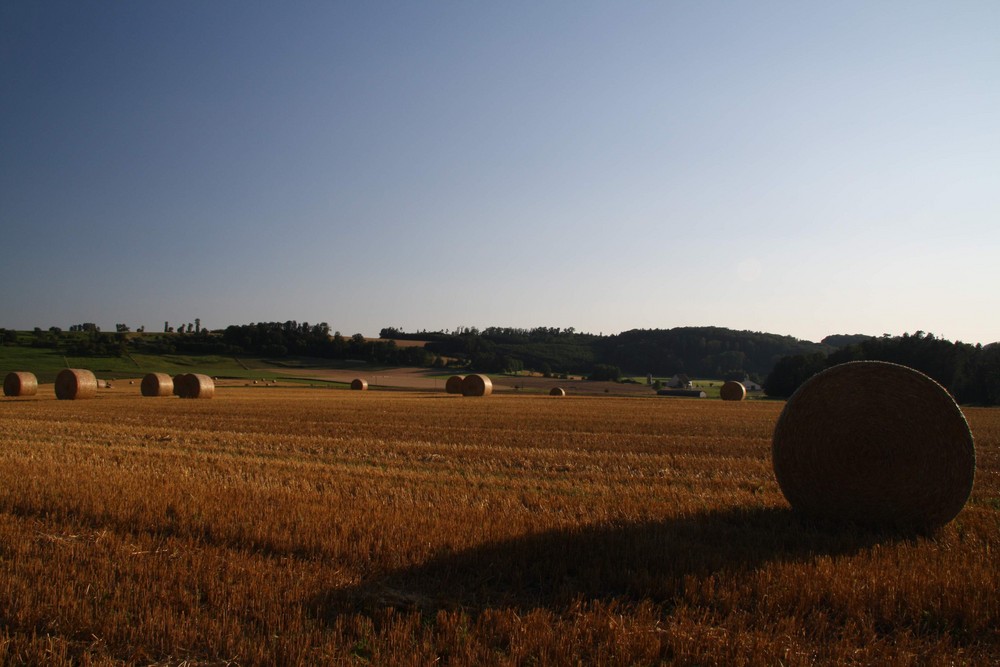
666;374;693;389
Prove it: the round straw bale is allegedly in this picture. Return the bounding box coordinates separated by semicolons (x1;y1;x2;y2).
177;373;214;399
549;387;566;396
462;374;492;397
445;375;465;394
140;372;173;397
719;381;746;401
172;374;188;396
351;378;368;391
55;368;98;400
771;361;975;531
4;372;38;397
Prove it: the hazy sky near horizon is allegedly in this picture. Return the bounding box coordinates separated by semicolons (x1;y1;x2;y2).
2;1;998;344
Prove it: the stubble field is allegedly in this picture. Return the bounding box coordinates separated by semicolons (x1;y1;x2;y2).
0;387;997;665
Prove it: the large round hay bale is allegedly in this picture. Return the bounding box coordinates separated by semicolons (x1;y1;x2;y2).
719;381;746;401
462;374;492;397
172;374;188;396
549;387;566;397
351;378;368;391
4;372;38;397
771;361;975;531
55;368;98;400
177;373;214;399
445;375;465;394
140;373;173;397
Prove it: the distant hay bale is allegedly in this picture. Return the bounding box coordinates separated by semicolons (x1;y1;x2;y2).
462;374;492;397
351;378;368;391
549;387;566;397
4;372;38;397
720;381;746;401
55;369;98;400
172;374;188;396
771;361;976;531
177;373;214;399
140;373;173;397
445;375;465;394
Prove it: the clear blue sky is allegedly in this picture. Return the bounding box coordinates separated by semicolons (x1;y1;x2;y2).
2;1;998;343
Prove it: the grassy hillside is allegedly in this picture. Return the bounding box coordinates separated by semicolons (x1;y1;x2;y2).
0;347;268;384
0;346;431;386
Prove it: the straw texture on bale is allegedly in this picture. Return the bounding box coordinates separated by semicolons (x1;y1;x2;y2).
771;361;976;531
172;374;188;397
719;381;746;401
462;374;493;397
140;373;173;397
55;369;98;400
4;372;38;397
445;375;465;394
351;378;368;391
549;387;566;396
177;373;214;399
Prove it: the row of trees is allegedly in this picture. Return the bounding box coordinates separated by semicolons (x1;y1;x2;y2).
394;327;600;375
4;323;996;403
0;323;834;380
10;322;809;379
117;321;436;366
380;325;831;379
217;322;435;366
600;327;828;379
0;322;439;366
0;327;129;356
764;332;1000;406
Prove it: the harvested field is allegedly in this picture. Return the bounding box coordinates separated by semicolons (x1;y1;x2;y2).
283;367;654;396
0;388;997;664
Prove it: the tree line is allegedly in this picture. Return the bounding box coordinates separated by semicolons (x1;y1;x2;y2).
3;323;823;379
373;326;836;379
4;323;996;404
764;331;1000;406
216;322;431;366
0;322;434;367
392;326;601;376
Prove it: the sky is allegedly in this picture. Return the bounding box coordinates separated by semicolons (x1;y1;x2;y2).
2;1;998;344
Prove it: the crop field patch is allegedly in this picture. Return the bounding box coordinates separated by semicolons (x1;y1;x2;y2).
0;389;997;664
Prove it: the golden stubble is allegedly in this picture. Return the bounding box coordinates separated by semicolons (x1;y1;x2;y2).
0;389;996;665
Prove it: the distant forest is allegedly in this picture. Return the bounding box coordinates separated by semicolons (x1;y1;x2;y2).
3;323;998;405
764;331;1000;406
378;325;829;381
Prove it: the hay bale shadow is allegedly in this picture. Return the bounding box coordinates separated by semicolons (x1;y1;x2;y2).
310;506;913;621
